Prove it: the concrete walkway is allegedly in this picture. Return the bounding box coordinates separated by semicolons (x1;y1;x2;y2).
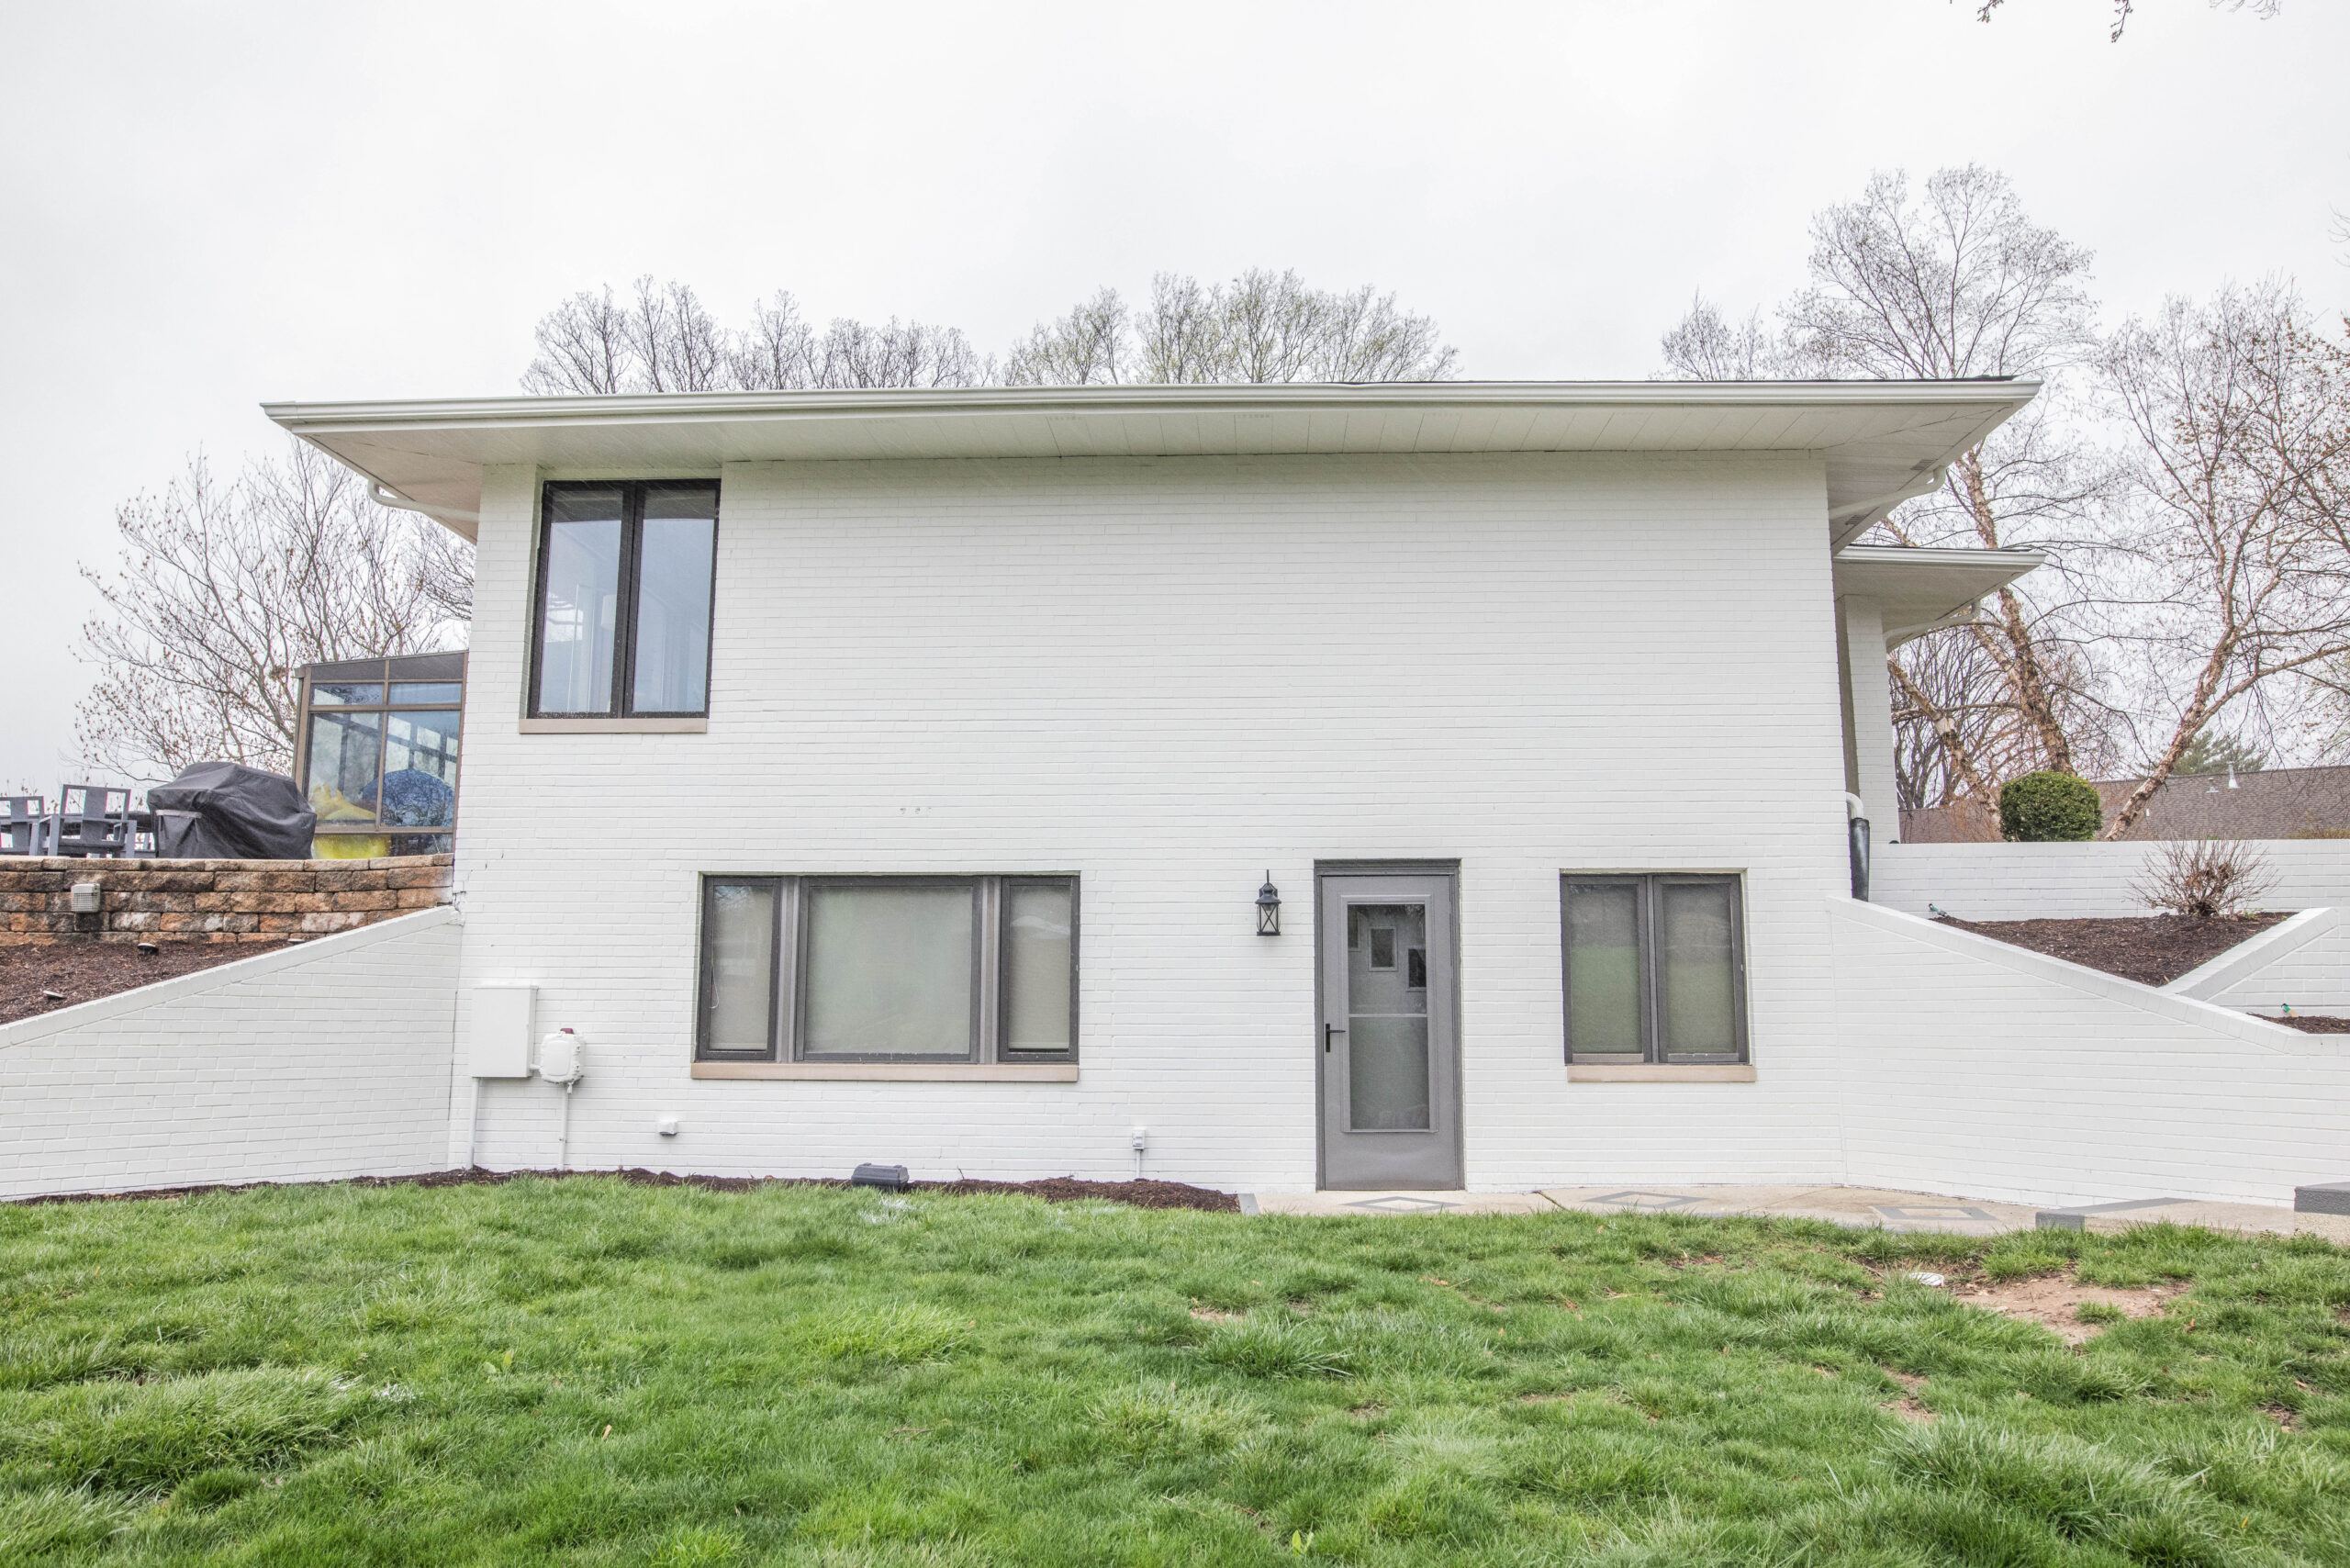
1241;1184;2350;1242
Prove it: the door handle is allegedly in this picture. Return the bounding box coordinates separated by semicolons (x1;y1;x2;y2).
1325;1024;1346;1052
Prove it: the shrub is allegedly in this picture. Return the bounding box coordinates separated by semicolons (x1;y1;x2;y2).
1998;772;2102;842
2132;840;2276;917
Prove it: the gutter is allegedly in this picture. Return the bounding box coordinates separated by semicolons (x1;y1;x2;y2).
263;376;2043;434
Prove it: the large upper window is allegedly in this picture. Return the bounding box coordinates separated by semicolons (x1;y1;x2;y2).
532;482;718;718
698;876;1079;1064
1561;874;1747;1064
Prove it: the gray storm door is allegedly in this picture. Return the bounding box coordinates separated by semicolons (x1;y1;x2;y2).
1317;871;1462;1190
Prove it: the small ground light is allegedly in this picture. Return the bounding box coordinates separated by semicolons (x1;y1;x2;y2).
1257;872;1281;935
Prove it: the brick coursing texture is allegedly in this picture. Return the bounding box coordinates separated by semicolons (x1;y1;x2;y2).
0;854;453;945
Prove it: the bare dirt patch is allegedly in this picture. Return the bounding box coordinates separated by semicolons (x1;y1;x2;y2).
1;939;296;1024
1190;1305;1240;1322
1949;1272;2178;1345
1882;1371;1934;1424
1934;912;2286;988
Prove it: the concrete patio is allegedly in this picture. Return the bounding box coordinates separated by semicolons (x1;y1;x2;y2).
1241;1184;2350;1242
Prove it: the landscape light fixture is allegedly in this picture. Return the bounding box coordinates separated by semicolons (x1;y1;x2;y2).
1257;872;1281;935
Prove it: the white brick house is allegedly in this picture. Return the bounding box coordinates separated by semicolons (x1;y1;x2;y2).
264;382;2051;1193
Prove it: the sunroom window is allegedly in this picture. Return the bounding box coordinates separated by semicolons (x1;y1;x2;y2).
1562;874;1747;1064
698;876;1078;1064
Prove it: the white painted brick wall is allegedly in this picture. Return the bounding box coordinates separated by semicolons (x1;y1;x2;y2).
2163;909;2350;1017
1830;898;2350;1207
1874;840;2350;921
0;910;461;1199
453;451;1860;1191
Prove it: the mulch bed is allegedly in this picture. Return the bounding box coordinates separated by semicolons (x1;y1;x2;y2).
2265;1014;2350;1034
1932;912;2288;988
13;1168;1243;1214
0;938;295;1024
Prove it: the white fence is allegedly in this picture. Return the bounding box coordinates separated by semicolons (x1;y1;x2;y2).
1874;839;2350;921
0;910;462;1200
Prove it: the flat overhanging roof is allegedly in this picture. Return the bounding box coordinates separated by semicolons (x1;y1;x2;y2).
263;378;2039;544
1831;544;2045;646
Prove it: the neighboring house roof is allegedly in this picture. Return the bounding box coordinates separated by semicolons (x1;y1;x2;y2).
1831;545;2045;646
264;379;2040;544
1900;763;2350;843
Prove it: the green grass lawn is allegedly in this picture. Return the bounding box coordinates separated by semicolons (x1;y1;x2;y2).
3;1178;2348;1566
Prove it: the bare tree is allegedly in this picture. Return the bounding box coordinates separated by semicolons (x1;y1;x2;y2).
807;318;987;388
1012;270;1458;386
1659;295;1782;381
525;276;989;395
1661;166;2116;797
1003;288;1128;386
532;271;1454;396
521;284;632;394
2098;282;2350;836
1965;0;2280;43
76;441;470;780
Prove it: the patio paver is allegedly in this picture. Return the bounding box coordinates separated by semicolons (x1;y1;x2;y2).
1242;1184;2350;1241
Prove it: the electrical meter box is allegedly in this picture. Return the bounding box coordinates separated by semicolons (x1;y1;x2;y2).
468;985;536;1079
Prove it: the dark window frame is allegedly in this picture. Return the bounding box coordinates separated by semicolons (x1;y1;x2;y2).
1561;873;1748;1065
694;874;1080;1065
529;479;720;720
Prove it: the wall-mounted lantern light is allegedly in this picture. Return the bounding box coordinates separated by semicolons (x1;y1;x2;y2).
1257;871;1281;935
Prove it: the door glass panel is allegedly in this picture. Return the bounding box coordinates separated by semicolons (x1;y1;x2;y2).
1660;880;1739;1057
1002;879;1074;1052
1567;880;1643;1058
632;489;717;713
1348;902;1430;1131
378;711;461;827
702;881;777;1055
801;882;976;1058
306;711;383;825
537;489;624;713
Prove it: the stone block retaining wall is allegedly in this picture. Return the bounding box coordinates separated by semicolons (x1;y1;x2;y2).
0;855;454;945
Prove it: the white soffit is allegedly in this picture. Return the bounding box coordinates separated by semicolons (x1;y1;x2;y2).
263;379;2039;544
1832;544;2046;646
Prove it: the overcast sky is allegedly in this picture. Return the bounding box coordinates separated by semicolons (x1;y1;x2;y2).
2;0;2344;790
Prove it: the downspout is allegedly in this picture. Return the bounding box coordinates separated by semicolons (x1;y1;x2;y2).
1842;793;1871;902
369;480;482;529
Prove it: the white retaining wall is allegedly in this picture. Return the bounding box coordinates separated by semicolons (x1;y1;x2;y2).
0;909;462;1199
2165;908;2350;1018
1829;898;2350;1208
1874;839;2350;921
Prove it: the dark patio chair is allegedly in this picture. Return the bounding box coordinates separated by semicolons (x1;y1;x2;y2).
0;794;44;856
50;784;137;857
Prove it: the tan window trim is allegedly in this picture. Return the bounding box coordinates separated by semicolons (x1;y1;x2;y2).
1567;1063;1756;1083
690;1061;1077;1082
521;717;707;734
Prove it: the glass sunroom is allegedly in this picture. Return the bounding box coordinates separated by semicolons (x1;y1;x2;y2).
295;652;465;858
